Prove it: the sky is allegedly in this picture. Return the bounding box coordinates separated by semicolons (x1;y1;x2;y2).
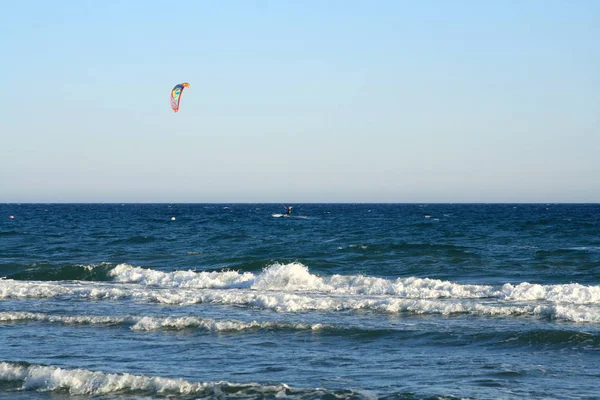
1;0;599;203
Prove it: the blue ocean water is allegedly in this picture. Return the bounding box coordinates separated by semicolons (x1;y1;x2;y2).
1;203;599;399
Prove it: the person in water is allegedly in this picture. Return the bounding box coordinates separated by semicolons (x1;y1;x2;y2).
284;206;293;216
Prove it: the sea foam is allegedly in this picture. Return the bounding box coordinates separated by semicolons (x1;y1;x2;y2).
2;263;599;323
130;316;323;332
0;362;294;397
0;311;130;326
109;263;255;289
0;312;327;332
107;263;600;305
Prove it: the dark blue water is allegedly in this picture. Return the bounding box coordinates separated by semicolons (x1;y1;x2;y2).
1;204;599;399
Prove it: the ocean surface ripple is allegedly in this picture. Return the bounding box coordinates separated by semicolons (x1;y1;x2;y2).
1;203;599;399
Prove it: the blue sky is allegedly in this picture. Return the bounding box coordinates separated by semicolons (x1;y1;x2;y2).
1;0;598;203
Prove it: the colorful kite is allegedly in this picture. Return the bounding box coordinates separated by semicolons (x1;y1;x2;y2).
170;82;190;112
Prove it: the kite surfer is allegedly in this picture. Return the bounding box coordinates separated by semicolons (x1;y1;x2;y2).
284;206;293;216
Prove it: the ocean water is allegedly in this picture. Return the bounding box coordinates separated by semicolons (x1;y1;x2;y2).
1;203;599;399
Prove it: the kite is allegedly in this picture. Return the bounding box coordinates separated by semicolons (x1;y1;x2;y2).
170;83;190;112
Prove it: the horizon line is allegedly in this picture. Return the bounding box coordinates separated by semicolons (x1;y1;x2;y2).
3;202;599;205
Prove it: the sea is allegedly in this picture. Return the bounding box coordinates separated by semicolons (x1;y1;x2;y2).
1;203;599;400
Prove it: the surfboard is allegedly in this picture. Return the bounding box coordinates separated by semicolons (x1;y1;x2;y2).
271;213;288;218
272;214;308;219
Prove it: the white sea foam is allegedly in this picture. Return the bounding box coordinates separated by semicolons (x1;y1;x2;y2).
130;316;322;332
0;312;327;332
498;282;600;304
0;362;292;396
0;312;130;325
0;280;70;299
2;263;599;323
134;288;600;323
107;263;600;304
109;263;255;289
108;262;494;298
0;280;138;301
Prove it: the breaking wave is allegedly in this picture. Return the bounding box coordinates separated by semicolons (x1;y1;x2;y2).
0;312;328;332
0;361;474;399
108;263;600;303
0;361;361;398
2;312;598;349
1;263;599;323
0;312;130;326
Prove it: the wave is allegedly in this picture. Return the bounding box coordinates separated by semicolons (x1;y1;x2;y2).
109;263;600;305
2;263;599;323
2;280;599;323
8;262;600;307
3;312;598;348
109;263;255;289
3;312;599;353
0;361;474;399
130;316;325;332
0;361;340;398
109;262;497;296
0;312;329;333
0;312;131;326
